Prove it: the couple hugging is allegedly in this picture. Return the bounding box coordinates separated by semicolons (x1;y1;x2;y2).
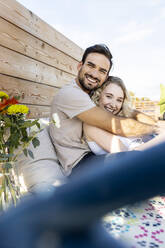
11;44;165;248
49;44;161;178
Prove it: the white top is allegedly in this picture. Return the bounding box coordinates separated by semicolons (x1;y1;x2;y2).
87;141;108;155
118;136;144;150
87;137;144;155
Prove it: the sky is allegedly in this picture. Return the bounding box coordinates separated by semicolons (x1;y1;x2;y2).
17;0;165;100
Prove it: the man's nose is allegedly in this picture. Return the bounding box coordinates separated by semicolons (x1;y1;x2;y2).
90;69;99;79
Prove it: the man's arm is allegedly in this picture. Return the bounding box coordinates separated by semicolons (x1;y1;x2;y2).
77;106;156;137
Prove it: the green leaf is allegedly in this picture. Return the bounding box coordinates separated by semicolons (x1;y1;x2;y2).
3;162;12;169
29;119;41;129
14;95;20;100
28;149;34;159
158;99;165;105
0;154;14;163
20;121;33;128
23;149;28;157
0;153;14;158
35;122;40;129
160;84;165;100
0;157;8;161
32;137;40;148
160;104;165;114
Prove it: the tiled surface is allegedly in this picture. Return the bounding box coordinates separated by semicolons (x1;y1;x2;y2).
103;197;165;248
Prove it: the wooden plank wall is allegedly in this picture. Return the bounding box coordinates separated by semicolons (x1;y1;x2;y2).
0;0;83;118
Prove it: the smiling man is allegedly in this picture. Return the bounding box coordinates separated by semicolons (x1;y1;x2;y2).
77;52;110;92
49;44;156;176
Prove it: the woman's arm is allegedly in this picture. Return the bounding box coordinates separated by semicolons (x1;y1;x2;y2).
83;123;127;153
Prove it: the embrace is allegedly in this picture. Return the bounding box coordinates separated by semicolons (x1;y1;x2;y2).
48;44;165;247
2;44;165;248
49;44;163;177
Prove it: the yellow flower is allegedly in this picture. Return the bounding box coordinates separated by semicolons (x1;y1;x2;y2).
7;105;29;115
0;91;9;99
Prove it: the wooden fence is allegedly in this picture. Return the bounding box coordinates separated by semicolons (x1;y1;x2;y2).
132;100;160;119
0;0;83;118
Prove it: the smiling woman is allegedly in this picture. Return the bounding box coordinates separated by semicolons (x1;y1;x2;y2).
91;76;132;117
99;83;124;114
83;75;156;155
1;1;165;248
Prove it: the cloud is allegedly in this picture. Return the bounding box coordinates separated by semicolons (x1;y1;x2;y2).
160;8;165;18
115;29;154;45
148;0;163;6
52;24;106;49
114;21;155;45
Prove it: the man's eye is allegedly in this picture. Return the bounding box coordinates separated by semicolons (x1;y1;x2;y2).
88;64;94;68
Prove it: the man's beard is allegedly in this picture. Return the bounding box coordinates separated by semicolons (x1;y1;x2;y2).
78;71;100;92
79;78;99;92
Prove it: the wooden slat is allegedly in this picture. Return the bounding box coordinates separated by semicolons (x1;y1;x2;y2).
0;0;82;118
0;74;58;105
0;17;78;75
0;46;75;87
26;105;51;119
0;0;83;61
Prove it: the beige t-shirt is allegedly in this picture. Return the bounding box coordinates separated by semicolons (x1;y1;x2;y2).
49;80;96;176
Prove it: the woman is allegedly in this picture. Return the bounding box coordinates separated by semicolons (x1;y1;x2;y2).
83;76;165;248
84;76;162;155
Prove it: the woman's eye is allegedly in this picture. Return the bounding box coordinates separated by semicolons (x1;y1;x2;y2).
100;70;106;75
106;95;112;98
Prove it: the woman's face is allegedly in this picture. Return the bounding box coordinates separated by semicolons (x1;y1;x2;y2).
99;83;124;115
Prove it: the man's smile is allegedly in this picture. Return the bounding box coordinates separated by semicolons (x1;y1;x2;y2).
85;74;99;84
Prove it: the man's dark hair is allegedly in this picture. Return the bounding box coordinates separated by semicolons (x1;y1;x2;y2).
81;44;113;70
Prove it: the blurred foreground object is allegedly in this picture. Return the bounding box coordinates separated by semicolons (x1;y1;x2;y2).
0;142;165;247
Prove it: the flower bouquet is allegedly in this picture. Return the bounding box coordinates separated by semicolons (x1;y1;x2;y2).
0;91;41;211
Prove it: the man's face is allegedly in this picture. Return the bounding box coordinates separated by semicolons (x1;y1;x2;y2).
77;53;110;92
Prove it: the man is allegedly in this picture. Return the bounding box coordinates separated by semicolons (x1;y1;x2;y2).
49;44;156;176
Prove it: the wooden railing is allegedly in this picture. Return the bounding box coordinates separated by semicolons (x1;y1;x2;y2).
132;99;160;119
0;0;83;118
